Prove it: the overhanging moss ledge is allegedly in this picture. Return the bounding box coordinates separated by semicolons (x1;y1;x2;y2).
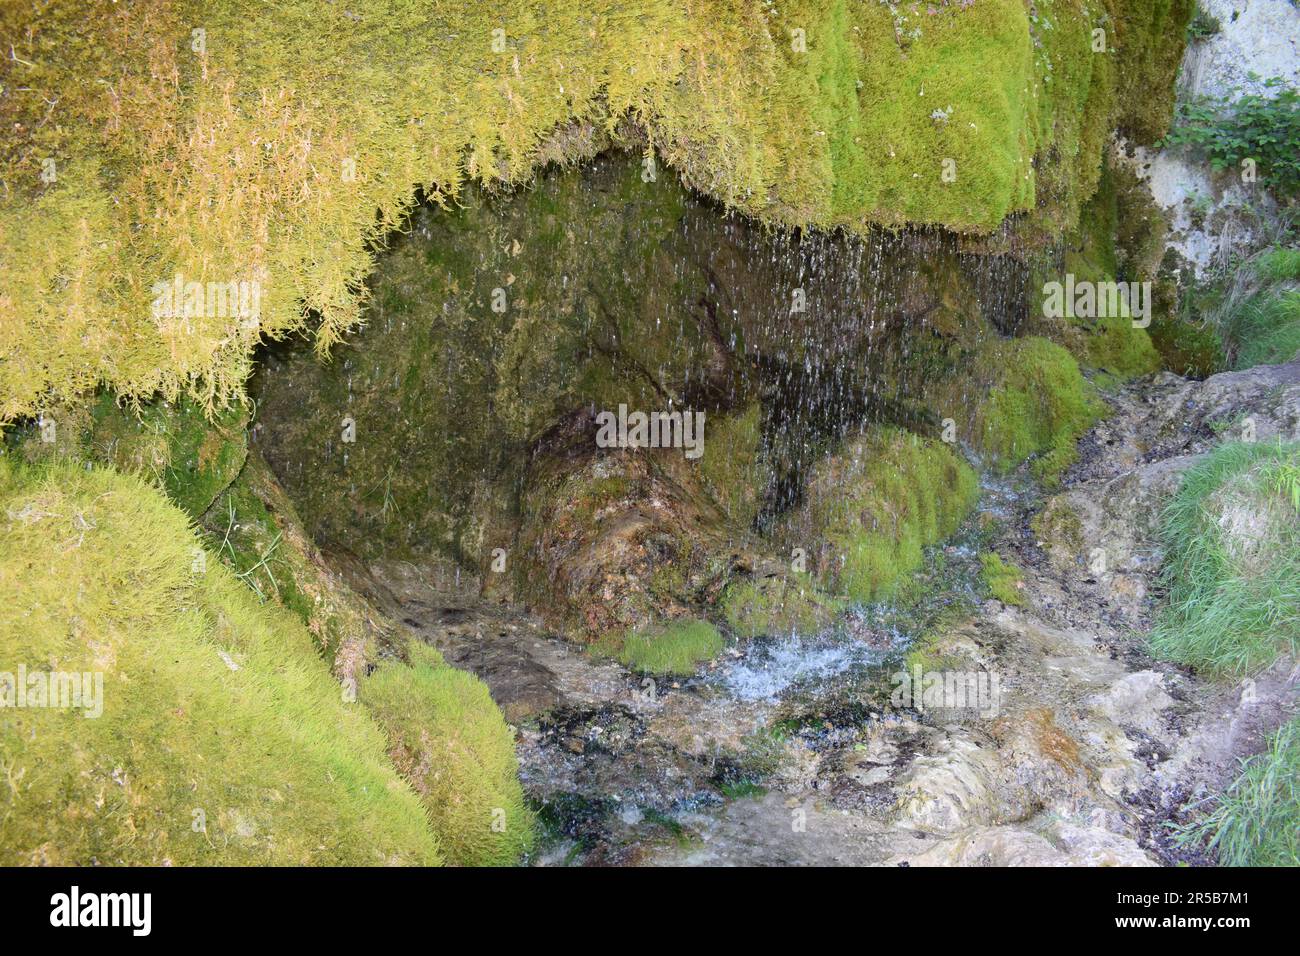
0;0;1189;423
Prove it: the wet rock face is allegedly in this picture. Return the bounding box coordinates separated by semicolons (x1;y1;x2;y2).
516;418;747;641
254;153;738;572
251;151;1017;639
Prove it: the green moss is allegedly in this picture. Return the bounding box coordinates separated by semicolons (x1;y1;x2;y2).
1150;441;1300;676
975;337;1106;484
696;403;768;529
1149;311;1225;378
1084;315;1162;382
0;457;440;865
8;391;248;521
1109;0;1195;144
0;0;1185;423
980;552;1027;606
616;619;725;676
360;643;534;866
1043;159;1165;382
721;571;843;639
791;427;980;602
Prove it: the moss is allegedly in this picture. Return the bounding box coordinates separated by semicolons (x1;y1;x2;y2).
0;457;440;865
615;619;725;676
1083;314;1162;382
1149;311;1224;378
721;571;844;638
0;0;1186;423
1032;498;1085;557
974;336;1106;484
254;154;724;566
788;427;980;603
360;643;534;866
1108;0;1194;144
8;391;248;521
201;449;393;672
1041;159;1165;382
696;403;768;529
980;552;1027;606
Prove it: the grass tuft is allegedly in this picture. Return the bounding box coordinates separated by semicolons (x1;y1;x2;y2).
1177;717;1300;866
1150;441;1300;675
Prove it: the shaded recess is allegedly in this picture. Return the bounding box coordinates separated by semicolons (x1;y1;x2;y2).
252;151;1115;642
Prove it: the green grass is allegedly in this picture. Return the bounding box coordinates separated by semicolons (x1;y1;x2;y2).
0;457;441;864
1196;244;1300;371
1229;289;1300;370
980;552;1027;606
1150;441;1300;675
791;427;980;602
360;643;535;866
1178;716;1300;866
616;619;724;676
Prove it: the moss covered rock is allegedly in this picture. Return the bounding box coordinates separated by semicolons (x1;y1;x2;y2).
780;427;980;602
200;448;400;680
972;337;1106;483
0;0;1190;423
609;618;726;676
254;154;745;567
360;644;534;866
518;432;741;641
0;458;441;865
721;569;844;638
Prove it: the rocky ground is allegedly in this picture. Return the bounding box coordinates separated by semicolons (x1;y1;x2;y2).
342;361;1300;866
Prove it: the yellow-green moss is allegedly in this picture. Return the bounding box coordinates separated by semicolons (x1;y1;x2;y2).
980;551;1027;606
1037;158;1165;381
975;337;1106;484
0;457;441;865
0;0;1185;424
721;570;843;638
615;619;724;676
360;643;534;866
790;427;980;603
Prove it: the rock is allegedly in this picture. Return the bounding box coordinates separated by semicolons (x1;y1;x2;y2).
900;820;1157;867
1087;671;1174;736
